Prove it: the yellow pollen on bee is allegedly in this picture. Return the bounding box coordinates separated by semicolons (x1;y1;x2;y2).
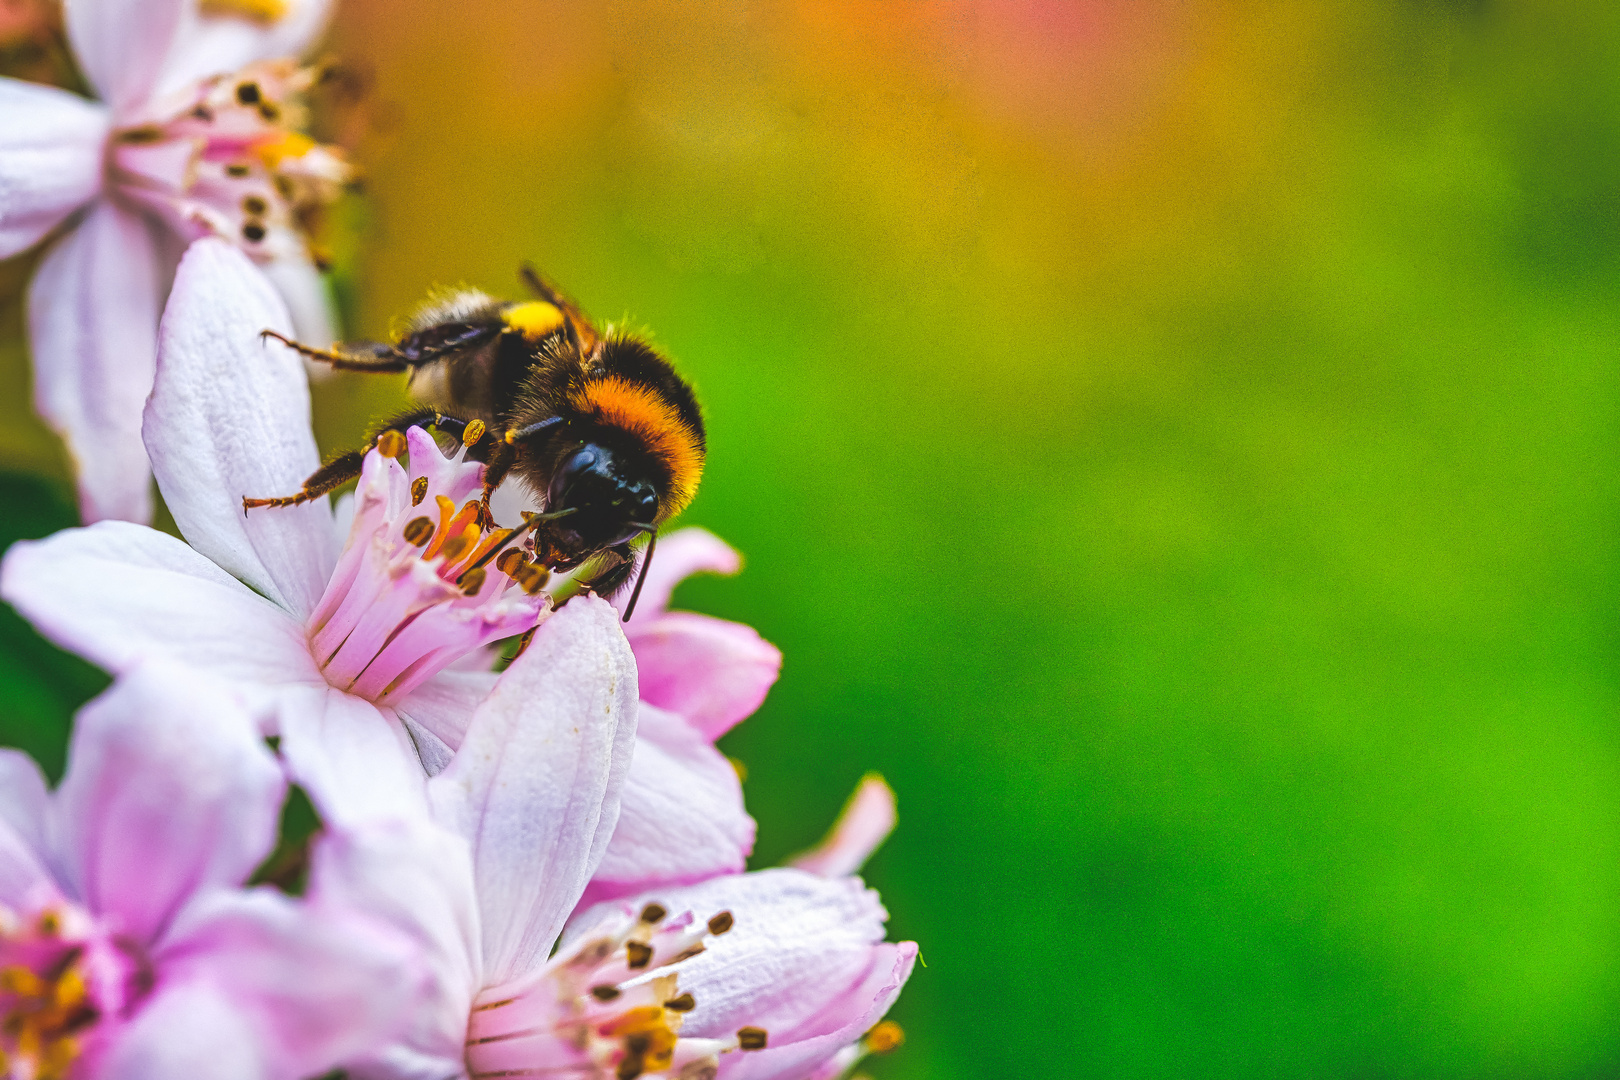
199;0;289;23
375;430;407;458
501;301;564;342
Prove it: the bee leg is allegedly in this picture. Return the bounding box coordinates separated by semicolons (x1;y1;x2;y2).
260;329;411;373
243;450;364;512
475;438;517;528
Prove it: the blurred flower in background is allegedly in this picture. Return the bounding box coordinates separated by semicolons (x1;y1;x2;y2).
0;0;347;523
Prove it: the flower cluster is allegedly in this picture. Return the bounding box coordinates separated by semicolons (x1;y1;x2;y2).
0;1;917;1070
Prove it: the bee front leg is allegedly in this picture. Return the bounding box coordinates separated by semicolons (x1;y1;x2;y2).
476;438;517;528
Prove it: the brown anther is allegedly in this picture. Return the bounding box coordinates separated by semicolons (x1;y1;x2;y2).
591;985;621;1002
495;548;527;576
242;195;268;216
640;903;667;925
376;429;407;458
242;222;267;242
37;911;59;935
706;911;734;936
402;516;435;546
226;162;251;177
462;419;486;447
663;993;695;1012
625;941;653;970
117;125;163;143
671;944;706;963
737;1027;768;1051
516;564;550;595
625;1034;651;1055
411;476;430;505
236;81;261;104
865;1019;905;1054
616;1056;645;1080
438;533;471;563
258;101;280;121
459;567;487;596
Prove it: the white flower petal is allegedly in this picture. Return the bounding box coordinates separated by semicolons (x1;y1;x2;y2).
28;200;163;524
616;527;741;620
96;979;269;1080
581;704;754;909
0;750;49;858
429;596;638;985
155;886;427;1080
274;685;429;828
146;237;337;619
55;662;283;945
309;818;481;1076
0;521;319;710
393;666;499;759
0;817;53;911
156;0;335;100
0;78;108;258
257;249;336;349
64;0;187;115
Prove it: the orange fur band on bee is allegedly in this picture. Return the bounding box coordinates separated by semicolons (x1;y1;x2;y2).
572;376;703;517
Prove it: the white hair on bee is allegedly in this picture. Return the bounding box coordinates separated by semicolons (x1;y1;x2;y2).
400;287;504;335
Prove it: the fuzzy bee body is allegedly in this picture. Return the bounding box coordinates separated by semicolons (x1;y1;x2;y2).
248;269;705;607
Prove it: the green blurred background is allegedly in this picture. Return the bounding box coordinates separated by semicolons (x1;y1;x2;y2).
7;0;1620;1076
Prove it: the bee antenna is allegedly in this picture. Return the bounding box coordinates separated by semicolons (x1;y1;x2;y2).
622;529;657;623
468;506;577;571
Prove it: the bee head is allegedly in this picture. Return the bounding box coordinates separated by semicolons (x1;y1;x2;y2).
547;441;659;551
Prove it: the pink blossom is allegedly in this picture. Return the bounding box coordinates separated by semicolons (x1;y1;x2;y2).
0;238;758;903
312;617;913;1080
0;0;348;523
0;661;425;1079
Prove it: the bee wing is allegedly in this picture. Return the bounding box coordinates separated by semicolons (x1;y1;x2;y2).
519;264;600;354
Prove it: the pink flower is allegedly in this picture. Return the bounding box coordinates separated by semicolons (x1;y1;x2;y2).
0;239;758;901
313;612;914;1080
0;660;425;1079
0;0;348;523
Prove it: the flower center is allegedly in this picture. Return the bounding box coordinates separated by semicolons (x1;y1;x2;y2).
0;901;146;1080
108;59;351;264
466;904;767;1080
307;428;550;703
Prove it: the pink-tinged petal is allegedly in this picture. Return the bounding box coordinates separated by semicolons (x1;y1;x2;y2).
156;0;335;101
274;685;428;828
0;817;54;911
617;527;741;620
629;611;781;741
0;750;49;858
719;942;917;1080
788;774;896;879
310;818;480;1076
256;249;336;349
429;596;638;985
0;521;318;709
146;237;337;619
579;704;754;909
28;199;162;524
394;666;499;766
96;978;269;1080
0;78;108;257
63;0;186;114
56;662;283;945
150;886;425;1080
572;869;893;1044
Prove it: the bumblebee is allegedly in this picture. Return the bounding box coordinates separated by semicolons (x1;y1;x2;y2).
245;267;704;617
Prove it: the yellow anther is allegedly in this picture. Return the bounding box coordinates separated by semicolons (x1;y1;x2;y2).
438;530;473;564
375;430;406;459
252;131;317;168
411;476;429;506
625;941;653;970
462;419;486;447
458;567;487;596
494;549;527;576
865;1020;904;1054
402;517;435;547
0;966;42;996
200;0;289;23
640;903;667;925
706;911;733;936
516;564;550;595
